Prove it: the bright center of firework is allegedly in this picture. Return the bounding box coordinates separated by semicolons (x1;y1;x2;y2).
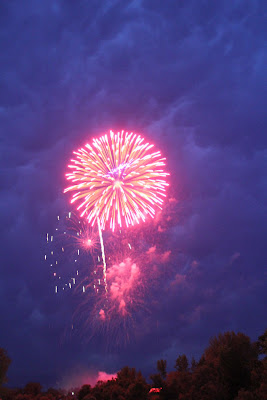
87;239;92;246
108;163;129;180
113;180;122;189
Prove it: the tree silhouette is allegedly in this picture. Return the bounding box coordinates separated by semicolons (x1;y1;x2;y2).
157;359;167;379
78;384;92;400
191;361;225;400
201;331;258;399
24;382;42;396
126;378;149;400
165;370;192;400
116;366;137;388
175;354;189;372
83;395;97;400
150;360;167;398
0;348;11;385
257;329;267;357
46;387;62;400
150;372;164;389
191;357;197;372
1;329;266;400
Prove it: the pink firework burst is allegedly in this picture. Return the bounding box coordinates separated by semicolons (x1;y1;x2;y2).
64;130;169;231
66;212;99;253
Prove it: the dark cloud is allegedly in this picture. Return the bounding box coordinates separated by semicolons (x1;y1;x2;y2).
0;0;266;388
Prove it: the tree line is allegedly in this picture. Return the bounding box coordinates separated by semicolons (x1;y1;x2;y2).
0;329;266;400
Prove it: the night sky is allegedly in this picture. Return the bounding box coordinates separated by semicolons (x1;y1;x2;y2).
0;0;266;390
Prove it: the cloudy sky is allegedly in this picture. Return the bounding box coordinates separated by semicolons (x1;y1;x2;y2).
0;0;266;389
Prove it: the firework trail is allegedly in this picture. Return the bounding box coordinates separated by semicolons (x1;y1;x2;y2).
97;217;107;292
64;130;169;289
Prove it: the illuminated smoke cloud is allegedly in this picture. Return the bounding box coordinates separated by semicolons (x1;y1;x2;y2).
107;258;141;316
161;250;171;263
169;197;178;204
58;369;117;389
146;246;171;263
146;246;156;254
99;309;106;321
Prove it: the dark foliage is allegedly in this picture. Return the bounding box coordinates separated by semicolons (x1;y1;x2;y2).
78;384;91;400
0;329;266;400
0;348;11;385
24;382;42;396
257;329;267;357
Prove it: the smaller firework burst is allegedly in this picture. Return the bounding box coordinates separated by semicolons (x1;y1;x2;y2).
65;212;99;253
44;212;99;293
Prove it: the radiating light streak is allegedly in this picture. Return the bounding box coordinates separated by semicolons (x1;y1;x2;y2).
64;130;169;231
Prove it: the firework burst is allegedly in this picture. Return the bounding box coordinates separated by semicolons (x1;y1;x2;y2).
65;212;99;253
64;130;169;231
44;212;100;293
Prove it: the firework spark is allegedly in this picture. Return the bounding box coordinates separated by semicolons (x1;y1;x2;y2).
64;130;169;231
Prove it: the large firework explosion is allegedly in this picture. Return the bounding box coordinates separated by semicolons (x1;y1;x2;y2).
47;130;170;346
64;130;169;231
